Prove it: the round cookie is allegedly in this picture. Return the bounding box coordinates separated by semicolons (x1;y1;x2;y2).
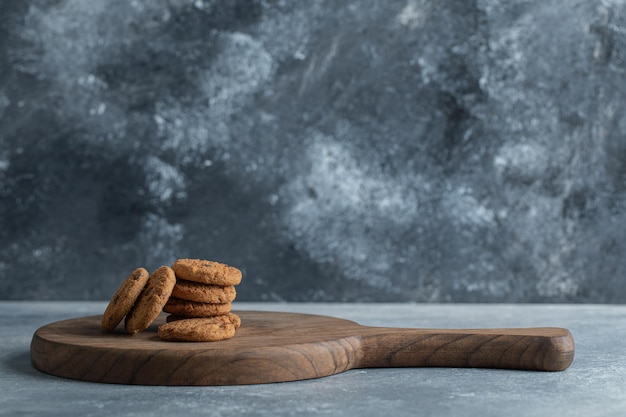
166;312;241;328
171;258;242;286
171;280;237;304
125;266;176;334
158;319;236;342
101;268;149;332
163;297;232;317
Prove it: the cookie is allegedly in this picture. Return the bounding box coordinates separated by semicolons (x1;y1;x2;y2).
125;266;176;334
158;318;236;342
166;312;241;329
171;258;242;286
171;279;237;304
101;268;150;332
163;297;232;317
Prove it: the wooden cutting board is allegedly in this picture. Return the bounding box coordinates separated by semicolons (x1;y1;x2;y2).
30;310;574;386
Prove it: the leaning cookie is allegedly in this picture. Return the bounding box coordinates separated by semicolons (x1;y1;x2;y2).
166;312;241;329
125;266;176;334
171;280;237;304
171;258;242;286
101;268;150;332
158;318;236;342
163;297;232;317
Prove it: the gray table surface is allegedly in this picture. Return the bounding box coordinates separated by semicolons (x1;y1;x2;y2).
1;302;625;417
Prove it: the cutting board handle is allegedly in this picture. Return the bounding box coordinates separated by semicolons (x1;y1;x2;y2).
357;327;574;371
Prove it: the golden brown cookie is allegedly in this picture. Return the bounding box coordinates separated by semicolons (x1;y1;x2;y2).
157;318;236;342
171;258;242;286
166;312;241;328
162;297;231;317
101;268;150;332
125;266;176;334
171;279;237;304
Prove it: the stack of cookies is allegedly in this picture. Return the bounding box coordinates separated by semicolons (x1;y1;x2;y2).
161;258;242;341
101;258;242;342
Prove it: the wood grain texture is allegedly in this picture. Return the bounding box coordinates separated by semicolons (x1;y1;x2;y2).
30;311;574;386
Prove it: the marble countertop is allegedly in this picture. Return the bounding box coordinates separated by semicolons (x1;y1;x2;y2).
2;302;625;416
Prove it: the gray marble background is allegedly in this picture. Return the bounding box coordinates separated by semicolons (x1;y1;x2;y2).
1;0;625;302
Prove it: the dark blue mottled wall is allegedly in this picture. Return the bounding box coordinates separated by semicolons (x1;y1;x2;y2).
1;0;625;302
